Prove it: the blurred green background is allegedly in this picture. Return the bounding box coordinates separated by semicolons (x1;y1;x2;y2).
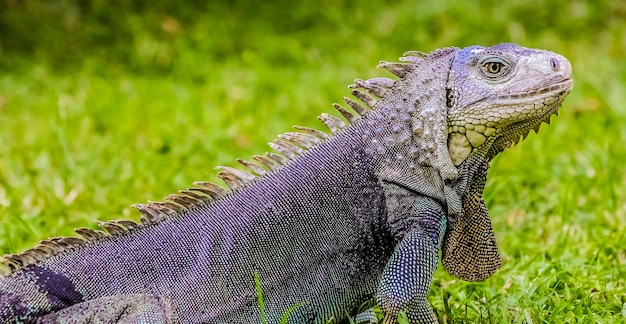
1;0;625;322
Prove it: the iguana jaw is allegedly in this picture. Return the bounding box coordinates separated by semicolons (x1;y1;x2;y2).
445;44;573;166
447;78;572;165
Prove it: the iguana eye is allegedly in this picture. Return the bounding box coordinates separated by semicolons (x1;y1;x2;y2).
480;57;509;78
485;61;503;74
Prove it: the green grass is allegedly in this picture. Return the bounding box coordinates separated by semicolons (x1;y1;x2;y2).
1;0;625;322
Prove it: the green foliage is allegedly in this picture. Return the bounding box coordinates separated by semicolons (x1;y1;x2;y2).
255;271;304;323
280;302;306;324
1;0;625;322
255;272;267;324
397;311;410;324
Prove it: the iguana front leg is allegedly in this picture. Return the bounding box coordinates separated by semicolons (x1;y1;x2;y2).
36;294;177;324
377;226;439;323
378;183;446;324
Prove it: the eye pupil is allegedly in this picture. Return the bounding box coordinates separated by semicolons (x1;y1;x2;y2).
488;62;502;73
480;58;509;78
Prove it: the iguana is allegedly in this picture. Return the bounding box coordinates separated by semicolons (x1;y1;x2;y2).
0;43;572;323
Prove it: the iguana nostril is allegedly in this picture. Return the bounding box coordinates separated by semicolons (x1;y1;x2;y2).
550;58;560;71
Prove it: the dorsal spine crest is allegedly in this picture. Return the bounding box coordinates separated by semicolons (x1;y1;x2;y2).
0;52;418;275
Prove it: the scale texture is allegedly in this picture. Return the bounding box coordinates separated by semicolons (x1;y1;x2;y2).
0;43;572;323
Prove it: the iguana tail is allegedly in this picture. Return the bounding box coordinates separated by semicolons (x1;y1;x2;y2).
0;266;83;322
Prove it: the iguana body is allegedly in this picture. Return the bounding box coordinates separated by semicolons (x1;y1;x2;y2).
0;43;572;323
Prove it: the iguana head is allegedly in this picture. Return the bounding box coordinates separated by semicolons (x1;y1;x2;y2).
438;44;573;281
445;43;573;165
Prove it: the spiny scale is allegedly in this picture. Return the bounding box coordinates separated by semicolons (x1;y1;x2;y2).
217;171;248;191
216;166;256;182
332;103;358;123
278;132;321;149
75;228;106;241
154;200;184;213
236;158;267;175
132;203;171;222
350;90;378;108
165;193;201;207
266;152;288;165
112;220;140;230
97;221;125;235
318;113;346;133
349;79;388;98
403;50;427;58
269;140;304;158
0;60;401;274
399;55;423;64
342;97;369;116
252;155;280;171
193;181;228;198
177;189;214;203
377;61;414;78
37;240;64;254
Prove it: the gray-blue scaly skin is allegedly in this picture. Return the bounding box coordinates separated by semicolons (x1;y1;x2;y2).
0;43;572;323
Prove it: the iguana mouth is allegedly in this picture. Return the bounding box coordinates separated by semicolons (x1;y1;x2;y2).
496;78;573;101
496;78;573;149
447;78;573;166
528;78;573;122
486;78;573;110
